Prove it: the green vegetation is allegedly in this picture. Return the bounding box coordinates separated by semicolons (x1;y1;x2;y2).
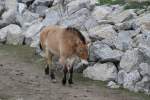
97;0;150;9
97;0;125;5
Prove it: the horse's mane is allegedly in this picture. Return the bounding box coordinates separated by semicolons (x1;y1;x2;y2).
65;27;86;44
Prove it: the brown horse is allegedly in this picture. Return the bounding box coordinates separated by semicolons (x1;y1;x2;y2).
40;25;88;85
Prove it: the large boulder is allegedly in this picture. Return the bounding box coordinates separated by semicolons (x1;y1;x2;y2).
0;24;23;45
42;6;60;26
133;13;150;33
16;10;39;29
23;22;43;45
123;70;141;91
31;0;53;12
135;76;150;94
114;31;133;51
107;9;136;24
6;24;24;45
66;0;96;15
138;43;150;58
88;24;117;40
120;48;143;72
0;0;18;28
83;62;117;81
139;63;150;76
60;8;90;30
17;3;27;14
89;41;123;62
91;6;112;22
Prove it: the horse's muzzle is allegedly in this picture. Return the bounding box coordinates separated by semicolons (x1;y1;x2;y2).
81;59;89;65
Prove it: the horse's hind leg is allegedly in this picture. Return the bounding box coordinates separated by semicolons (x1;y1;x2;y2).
68;66;74;84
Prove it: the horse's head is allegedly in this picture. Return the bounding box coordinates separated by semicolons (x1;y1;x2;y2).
76;41;89;65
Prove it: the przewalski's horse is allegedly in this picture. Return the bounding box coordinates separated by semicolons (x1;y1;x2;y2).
40;25;88;85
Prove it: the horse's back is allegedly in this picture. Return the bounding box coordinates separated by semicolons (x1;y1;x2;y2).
40;25;65;56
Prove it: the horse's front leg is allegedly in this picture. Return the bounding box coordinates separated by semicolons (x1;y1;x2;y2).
62;65;68;85
68;66;74;84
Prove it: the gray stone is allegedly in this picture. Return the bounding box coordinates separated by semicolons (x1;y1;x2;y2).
117;70;127;85
107;81;120;89
17;3;27;14
1;0;18;25
84;16;98;30
138;43;150;58
16;10;39;29
35;6;48;16
133;13;150;32
66;0;96;15
114;31;133;51
42;6;60;26
123;70;141;91
114;21;133;31
89;41;123;62
107;9;136;24
135;76;150;93
88;24;117;40
92;6;112;21
120;49;143;72
0;24;23;45
139;63;150;76
83;62;117;81
32;0;53;7
23;22;43;45
60;8;90;30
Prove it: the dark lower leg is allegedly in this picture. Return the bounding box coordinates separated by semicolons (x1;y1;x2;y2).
62;66;68;85
50;69;55;80
68;67;74;84
45;64;49;75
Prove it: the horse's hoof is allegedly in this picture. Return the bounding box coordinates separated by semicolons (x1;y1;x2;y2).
68;79;74;85
62;79;66;85
45;67;49;75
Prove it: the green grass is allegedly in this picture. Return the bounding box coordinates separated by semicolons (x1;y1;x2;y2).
97;0;150;9
0;44;150;100
97;0;125;5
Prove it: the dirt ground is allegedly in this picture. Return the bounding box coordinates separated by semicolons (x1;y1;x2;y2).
0;45;149;100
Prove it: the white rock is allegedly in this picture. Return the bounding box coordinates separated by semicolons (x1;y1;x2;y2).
89;41;123;62
120;49;143;72
139;63;150;76
24;22;43;45
89;24;117;40
83;62;117;81
107;81;120;89
114;31;133;51
107;9;136;23
123;70;141;91
92;6;112;21
2;24;23;45
18;3;27;14
42;6;60;26
117;70;127;85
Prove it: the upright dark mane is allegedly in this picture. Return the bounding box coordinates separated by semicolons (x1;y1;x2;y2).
66;27;86;44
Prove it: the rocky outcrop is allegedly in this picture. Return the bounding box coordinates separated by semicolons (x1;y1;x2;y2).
83;62;117;81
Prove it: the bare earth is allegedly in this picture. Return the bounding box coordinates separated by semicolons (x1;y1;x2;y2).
0;45;149;100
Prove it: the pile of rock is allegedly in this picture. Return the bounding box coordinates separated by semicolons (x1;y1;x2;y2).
0;0;150;95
